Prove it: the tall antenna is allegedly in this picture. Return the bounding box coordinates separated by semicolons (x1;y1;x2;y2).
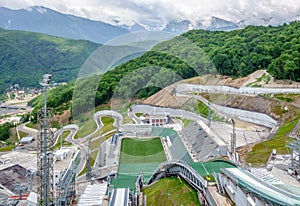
37;74;54;205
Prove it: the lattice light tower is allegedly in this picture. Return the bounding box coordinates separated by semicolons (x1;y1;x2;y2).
37;74;54;205
230;118;237;163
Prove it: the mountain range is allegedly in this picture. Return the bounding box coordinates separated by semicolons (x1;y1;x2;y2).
0;6;128;44
0;6;242;43
0;28;99;93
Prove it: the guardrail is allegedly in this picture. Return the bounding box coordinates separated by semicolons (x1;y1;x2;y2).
148;160;207;192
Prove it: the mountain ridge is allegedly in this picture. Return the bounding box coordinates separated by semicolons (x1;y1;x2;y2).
0;28;99;92
0;6;243;39
0;6;129;43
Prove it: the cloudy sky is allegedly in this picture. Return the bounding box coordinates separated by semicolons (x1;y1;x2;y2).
0;0;300;26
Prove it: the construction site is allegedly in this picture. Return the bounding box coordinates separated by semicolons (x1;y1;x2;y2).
0;71;300;206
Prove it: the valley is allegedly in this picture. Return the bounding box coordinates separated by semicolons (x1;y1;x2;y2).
0;15;299;206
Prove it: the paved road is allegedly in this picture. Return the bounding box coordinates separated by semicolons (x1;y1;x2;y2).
176;88;278;128
17;122;38;138
53;126;88;176
176;84;300;95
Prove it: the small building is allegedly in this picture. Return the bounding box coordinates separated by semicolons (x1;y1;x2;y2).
141;112;170;126
0;157;12;165
78;183;107;206
54;149;70;161
124;124;152;137
27;192;38;206
20;136;34;144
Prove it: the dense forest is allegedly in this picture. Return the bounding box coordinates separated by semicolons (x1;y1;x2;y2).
30;21;300;116
182;21;300;80
94;21;300;106
0;28;99;93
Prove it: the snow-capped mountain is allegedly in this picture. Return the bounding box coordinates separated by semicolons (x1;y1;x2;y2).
0;6;129;44
120;17;241;34
208;17;240;31
1;5;288;43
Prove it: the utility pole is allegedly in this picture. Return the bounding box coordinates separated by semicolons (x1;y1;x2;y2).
37;74;54;205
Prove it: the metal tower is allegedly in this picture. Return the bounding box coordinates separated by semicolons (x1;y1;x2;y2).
288;139;300;175
208;102;211;128
86;136;92;181
230;118;237;162
55;155;79;206
37;74;54;205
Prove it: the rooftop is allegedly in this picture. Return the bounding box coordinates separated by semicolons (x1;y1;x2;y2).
0;164;36;193
0;151;37;171
77;183;107;206
54;147;77;171
222;167;300;205
20;136;34;143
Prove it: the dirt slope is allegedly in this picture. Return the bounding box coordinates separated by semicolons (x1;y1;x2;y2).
143;85;191;108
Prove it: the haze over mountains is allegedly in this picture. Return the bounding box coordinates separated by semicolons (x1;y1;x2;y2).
0;6;244;43
1;0;300;38
0;6;128;44
0;3;299;97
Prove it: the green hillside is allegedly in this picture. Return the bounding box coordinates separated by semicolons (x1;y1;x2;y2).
182;22;300;80
31;22;300;115
94;22;300;107
142;177;200;206
0;28;99;93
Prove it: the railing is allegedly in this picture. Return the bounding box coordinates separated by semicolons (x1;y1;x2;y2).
148;160;207;192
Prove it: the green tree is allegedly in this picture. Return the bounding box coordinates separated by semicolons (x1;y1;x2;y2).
0;123;11;141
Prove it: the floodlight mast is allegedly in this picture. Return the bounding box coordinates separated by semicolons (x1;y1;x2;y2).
230;118;237;163
37;74;54;206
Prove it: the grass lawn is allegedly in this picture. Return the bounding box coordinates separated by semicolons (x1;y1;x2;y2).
0;145;15;152
142;177;200;206
12;127;27;142
119;138;166;164
52;130;72;150
91;116;115;139
246;118;297;165
90;150;97;166
76;116;115;139
90;132;115;151
18;130;28;139
75;118;97;139
195;100;225;122
25;122;38;129
135;113;143;117
177;117;194;127
0;127;28;152
100;117;115;133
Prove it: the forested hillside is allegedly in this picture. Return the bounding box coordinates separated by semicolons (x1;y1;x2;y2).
0;28;99;93
31;22;300;115
94;21;300;106
182;21;300;80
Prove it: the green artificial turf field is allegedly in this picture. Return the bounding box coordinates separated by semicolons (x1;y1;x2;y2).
119;138;166;164
111;137;167;190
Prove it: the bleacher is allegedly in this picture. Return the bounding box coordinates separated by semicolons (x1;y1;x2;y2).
151;127;192;163
151;127;177;141
182;123;227;161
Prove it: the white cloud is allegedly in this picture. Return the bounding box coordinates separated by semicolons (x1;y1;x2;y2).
0;0;299;26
